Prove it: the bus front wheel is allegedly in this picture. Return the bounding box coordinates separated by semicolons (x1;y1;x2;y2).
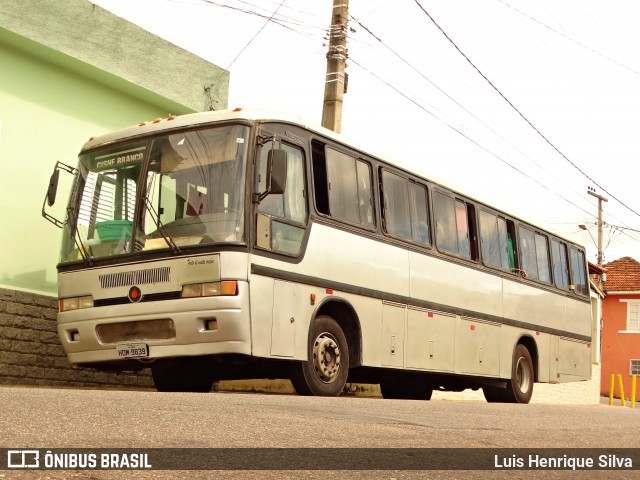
290;315;350;396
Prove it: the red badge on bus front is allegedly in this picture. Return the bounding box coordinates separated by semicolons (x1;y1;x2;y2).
128;286;142;303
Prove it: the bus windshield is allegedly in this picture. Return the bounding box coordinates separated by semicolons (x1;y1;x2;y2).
61;125;249;262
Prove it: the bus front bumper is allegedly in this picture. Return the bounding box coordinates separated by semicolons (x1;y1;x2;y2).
57;281;251;365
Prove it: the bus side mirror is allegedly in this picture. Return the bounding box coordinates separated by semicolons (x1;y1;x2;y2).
266;149;287;195
42;161;78;228
46;169;60;207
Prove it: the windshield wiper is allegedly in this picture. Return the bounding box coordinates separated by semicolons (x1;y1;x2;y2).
143;196;181;254
66;205;93;266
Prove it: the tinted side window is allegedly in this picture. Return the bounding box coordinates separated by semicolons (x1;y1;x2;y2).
382;170;411;238
570;247;589;296
409;182;430;246
434;191;474;259
356;160;374;227
433;191;457;254
479;210;510;270
326;148;359;223
551;239;569;289
535;233;551;284
325;148;374;227
519;226;551;283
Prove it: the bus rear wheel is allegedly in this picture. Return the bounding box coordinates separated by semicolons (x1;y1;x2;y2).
151;356;215;393
484;344;534;404
290;315;349;396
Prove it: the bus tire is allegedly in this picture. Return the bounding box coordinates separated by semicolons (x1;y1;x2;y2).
482;386;506;403
290;315;349;396
502;344;534;404
380;379;433;400
151;357;215;393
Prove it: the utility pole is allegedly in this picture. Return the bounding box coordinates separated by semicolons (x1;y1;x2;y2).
321;0;349;133
587;186;608;265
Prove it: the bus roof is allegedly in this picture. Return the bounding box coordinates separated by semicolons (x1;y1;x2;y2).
80;108;342;152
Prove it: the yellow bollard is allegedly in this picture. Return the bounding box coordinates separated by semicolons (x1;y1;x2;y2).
609;374;614;406
632;376;637;409
618;374;626;407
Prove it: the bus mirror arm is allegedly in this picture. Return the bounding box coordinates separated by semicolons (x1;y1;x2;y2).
42;161;77;228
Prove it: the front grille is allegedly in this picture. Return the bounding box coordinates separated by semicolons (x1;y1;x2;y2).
96;319;176;344
94;291;182;307
99;267;171;289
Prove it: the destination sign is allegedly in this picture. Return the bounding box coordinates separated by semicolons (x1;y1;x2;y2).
92;146;145;171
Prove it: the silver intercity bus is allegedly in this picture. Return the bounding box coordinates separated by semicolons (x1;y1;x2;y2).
43;108;592;402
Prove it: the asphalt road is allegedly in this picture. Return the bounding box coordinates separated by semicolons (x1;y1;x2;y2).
0;386;638;479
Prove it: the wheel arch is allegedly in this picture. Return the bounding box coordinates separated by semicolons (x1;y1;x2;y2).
515;334;539;383
311;297;363;368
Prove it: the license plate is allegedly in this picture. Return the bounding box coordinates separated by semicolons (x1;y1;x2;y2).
116;342;149;359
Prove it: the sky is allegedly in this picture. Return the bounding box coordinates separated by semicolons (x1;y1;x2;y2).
92;0;640;265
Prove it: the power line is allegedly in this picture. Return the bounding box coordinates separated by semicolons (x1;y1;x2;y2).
348;55;594;218
496;0;640;77
349;14;599;220
223;0;287;70
412;0;640;220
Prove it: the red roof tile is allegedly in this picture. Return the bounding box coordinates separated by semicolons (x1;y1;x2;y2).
603;257;640;292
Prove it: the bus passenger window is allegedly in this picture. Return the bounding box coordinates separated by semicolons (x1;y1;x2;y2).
382;171;411;239
479;210;510;271
570;247;588;296
433;191;457;255
433;191;475;259
551;239;569;289
519;227;551;283
356;160;374;227
455;200;471;258
409;182;430;246
324;148;374;228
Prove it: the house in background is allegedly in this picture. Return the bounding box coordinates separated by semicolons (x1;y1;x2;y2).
600;257;640;397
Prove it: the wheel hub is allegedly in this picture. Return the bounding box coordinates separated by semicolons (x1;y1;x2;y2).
515;357;532;393
313;333;341;383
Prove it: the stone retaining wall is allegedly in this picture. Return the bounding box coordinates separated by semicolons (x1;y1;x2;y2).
0;288;153;389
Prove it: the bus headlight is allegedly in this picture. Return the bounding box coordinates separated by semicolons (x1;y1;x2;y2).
60;295;94;312
181;281;238;298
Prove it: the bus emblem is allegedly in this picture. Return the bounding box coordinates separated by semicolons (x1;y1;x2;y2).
128;286;142;303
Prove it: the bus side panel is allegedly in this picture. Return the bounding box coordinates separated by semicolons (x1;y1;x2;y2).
503;279;565;332
405;307;455;373
295;223;410;298
454;318;500;377
564;296;592;337
536;331;551;383
558;338;592;381
409;252;504;318
248;274;274;358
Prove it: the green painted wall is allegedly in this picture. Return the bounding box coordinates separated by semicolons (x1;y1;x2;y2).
0;41;183;295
